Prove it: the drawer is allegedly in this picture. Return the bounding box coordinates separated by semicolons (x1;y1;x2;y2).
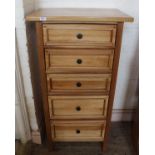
45;49;114;73
43;24;116;47
51;120;106;141
47;74;111;94
48;96;109;119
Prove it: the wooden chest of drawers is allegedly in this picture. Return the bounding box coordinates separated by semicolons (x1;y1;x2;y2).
26;8;133;151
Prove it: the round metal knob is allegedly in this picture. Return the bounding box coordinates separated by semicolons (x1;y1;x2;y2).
76;106;81;111
77;59;82;64
76;33;83;39
76;129;80;134
76;82;82;87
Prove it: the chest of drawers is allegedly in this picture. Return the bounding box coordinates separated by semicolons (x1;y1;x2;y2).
26;8;133;151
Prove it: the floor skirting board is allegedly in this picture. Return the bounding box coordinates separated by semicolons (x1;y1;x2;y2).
111;109;135;121
32;130;41;144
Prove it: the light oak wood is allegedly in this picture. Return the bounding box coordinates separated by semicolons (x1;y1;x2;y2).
51;120;106;141
35;23;53;147
48;95;109;119
26;22;48;142
43;24;116;47
26;8;134;152
103;23;124;151
25;8;134;22
47;74;111;94
45;49;114;73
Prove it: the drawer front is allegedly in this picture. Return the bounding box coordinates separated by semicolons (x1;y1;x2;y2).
45;49;114;73
51;121;106;141
47;74;111;94
48;96;109;119
43;24;116;47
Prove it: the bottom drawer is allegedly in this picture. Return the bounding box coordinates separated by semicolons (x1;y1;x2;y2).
51;120;106;141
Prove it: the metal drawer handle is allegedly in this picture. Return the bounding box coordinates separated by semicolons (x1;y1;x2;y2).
76;106;81;111
76;129;80;134
76;82;82;87
76;33;83;39
77;59;82;64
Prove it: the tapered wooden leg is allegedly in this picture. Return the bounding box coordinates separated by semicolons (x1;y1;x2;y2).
47;143;53;152
47;141;53;152
102;141;107;152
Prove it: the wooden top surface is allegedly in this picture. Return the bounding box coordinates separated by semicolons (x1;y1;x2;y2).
25;8;134;22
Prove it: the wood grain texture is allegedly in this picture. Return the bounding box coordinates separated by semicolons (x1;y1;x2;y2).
51;120;106;142
26;9;134;152
47;74;111;94
45;48;114;73
48;95;109;119
25;8;134;22
102;22;124;151
26;22;46;143
43;24;116;47
35;22;52;146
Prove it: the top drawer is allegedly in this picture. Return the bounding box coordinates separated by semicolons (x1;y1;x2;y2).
43;24;116;47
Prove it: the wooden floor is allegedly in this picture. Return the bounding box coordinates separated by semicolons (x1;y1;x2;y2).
15;122;135;155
